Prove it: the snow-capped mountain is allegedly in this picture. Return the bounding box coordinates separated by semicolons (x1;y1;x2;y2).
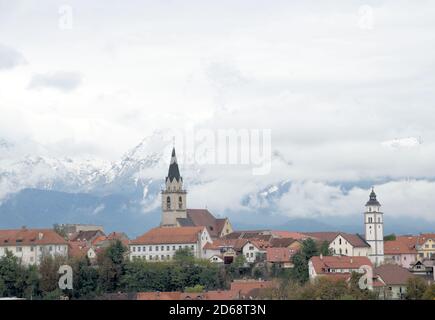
1;133;435;236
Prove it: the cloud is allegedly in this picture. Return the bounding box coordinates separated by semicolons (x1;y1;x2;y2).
28;71;82;92
0;44;26;70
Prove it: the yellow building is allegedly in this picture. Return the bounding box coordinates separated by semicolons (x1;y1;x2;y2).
416;234;435;260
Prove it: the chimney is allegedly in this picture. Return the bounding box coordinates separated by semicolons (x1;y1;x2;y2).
350;258;353;264
320;253;323;260
38;232;44;240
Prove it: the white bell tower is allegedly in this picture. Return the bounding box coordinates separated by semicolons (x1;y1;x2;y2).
364;188;384;266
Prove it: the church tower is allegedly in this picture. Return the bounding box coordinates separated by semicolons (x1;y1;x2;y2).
161;148;187;227
364;188;384;266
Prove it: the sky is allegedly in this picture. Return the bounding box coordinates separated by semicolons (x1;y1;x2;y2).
1;0;435;223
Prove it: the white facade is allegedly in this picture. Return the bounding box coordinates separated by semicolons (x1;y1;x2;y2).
242;242;262;263
129;228;211;261
0;244;68;266
329;234;370;257
364;189;385;266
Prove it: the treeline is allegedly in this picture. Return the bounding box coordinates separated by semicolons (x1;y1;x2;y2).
0;241;251;300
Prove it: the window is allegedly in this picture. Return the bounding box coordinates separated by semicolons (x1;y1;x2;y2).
16;247;22;252
166;196;171;210
161;246;164;251
339;238;342;245
133;247;136;252
249;246;254;250
30;246;34;252
49;246;53;252
172;246;176;250
191;245;194;250
161;255;164;260
149;255;153;261
167;246;170;251
149;246;152;251
138;247;141;252
178;196;183;209
167;255;170;260
156;246;159;251
143;246;146;251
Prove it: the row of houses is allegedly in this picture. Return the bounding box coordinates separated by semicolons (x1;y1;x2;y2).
308;254;435;299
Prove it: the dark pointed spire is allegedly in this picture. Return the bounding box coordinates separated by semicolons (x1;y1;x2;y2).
166;147;181;182
366;187;381;206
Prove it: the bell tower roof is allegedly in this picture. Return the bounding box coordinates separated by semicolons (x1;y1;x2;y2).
166;147;182;182
365;187;381;206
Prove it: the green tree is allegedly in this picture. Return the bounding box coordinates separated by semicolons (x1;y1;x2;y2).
72;256;99;299
173;247;195;265
0;250;27;297
291;238;319;284
98;240;127;292
319;241;332;256
405;276;428;300
422;284;435;300
185;284;204;293
38;255;66;295
384;234;396;241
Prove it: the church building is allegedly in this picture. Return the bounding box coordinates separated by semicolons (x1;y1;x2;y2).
160;148;233;239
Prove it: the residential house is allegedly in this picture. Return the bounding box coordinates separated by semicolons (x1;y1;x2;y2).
242;240;269;264
266;247;294;269
0;227;68;265
384;238;418;268
415;233;435;260
409;259;435;284
374;264;415;299
202;238;248;264
308;255;372;283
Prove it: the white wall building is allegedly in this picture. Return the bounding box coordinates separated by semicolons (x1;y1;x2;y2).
0;228;68;265
129;226;211;261
329;233;371;257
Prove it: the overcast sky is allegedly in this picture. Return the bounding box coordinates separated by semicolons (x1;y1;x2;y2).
1;1;435;222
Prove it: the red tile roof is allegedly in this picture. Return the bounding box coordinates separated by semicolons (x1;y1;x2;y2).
384;238;418;255
68;241;89;259
310;256;372;275
203;238;248;251
230;280;277;296
266;247;292;263
416;233;435;246
131;226;205;245
136;292;183;300
271;231;307;240
304;232;370;248
374;264;415;285
269;237;297;248
0;228;67;246
184;209;227;238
